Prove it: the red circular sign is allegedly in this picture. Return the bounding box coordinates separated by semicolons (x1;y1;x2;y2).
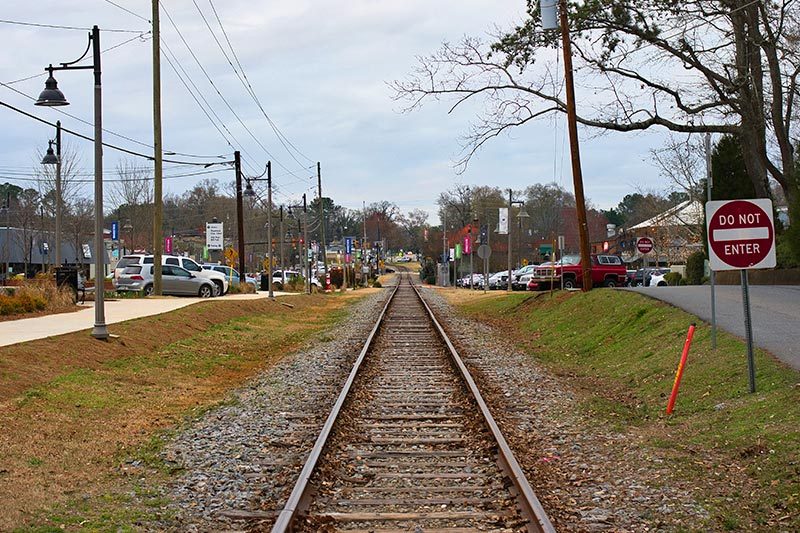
708;200;774;268
636;237;654;254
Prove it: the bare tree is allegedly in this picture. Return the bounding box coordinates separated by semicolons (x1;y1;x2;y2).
12;189;41;275
65;198;94;266
437;183;473;228
650;134;706;201
391;1;800;212
397;209;429;251
109;160;154;252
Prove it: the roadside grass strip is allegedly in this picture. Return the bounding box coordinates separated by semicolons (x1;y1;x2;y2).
0;292;364;531
452;289;800;531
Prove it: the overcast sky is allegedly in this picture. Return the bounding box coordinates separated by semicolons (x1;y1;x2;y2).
0;1;672;224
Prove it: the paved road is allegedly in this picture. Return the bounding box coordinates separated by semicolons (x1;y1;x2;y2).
625;285;800;370
0;291;296;348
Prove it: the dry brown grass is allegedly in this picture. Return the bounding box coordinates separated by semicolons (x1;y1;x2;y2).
0;292;368;529
0;282;76;317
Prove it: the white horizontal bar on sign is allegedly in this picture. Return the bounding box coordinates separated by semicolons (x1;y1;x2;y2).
712;227;770;242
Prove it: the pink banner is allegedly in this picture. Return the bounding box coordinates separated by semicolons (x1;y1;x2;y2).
464;235;472;255
164;236;173;254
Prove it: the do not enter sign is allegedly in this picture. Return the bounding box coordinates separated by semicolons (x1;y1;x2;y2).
706;199;776;271
636;237;654;254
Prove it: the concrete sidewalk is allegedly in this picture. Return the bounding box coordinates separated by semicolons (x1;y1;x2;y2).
0;291;296;348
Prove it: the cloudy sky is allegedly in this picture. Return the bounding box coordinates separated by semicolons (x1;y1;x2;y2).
0;1;671;224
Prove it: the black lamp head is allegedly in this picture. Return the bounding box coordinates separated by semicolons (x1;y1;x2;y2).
35;68;69;107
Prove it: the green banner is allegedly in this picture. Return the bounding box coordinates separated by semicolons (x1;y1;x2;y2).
203;245;209;260
455;243;462;259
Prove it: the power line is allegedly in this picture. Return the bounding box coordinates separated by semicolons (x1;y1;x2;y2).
100;0;151;23
203;0;315;166
0;99;231;166
0;167;229;184
0;18;144;33
160;2;307;179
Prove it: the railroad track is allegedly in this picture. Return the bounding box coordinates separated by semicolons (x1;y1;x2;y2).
270;273;554;532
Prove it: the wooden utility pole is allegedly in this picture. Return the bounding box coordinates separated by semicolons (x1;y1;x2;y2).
317;162;328;276
303;193;309;294
279;206;284;272
559;0;592;290
152;0;164;295
266;161;274;298
234;151;246;278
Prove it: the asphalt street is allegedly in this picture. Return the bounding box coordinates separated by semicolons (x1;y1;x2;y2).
626;285;800;370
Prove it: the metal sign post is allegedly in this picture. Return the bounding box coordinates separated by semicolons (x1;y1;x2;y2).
706;198;776;393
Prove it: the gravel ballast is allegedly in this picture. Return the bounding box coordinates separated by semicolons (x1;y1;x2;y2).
155;279;710;531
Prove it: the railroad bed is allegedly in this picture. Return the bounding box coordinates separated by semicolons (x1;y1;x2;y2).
270;274;553;532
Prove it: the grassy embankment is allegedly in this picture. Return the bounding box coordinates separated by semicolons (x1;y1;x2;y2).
450;289;799;531
0;291;372;532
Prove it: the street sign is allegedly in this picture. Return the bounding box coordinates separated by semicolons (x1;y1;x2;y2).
111;221;119;241
706;199;776;271
449;248;455;262
636;236;654;255
206;222;224;250
477;244;491;260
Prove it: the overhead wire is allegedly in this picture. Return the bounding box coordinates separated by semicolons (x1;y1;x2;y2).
0;99;231;166
0;18;144;33
203;0;315;167
0;32;226;160
160;4;284;177
99;0;151;23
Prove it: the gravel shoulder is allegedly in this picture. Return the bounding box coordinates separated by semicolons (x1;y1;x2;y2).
422;286;710;531
155;288;391;531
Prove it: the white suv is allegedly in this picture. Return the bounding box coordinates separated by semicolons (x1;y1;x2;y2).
163;255;228;296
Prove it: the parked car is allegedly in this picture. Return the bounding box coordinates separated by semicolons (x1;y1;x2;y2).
528;254;626;290
202;264;258;290
647;268;672;287
512;265;537;290
114;254;152;281
163;255;228;296
272;269;322;290
115;254;228;296
115;265;215;297
487;270;513;290
630;267;670;287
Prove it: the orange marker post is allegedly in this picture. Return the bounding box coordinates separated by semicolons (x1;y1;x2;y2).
666;323;696;415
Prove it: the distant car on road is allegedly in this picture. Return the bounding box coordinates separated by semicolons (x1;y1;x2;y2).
202;264;258;290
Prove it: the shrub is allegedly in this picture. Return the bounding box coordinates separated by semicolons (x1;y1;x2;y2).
419;259;436;284
329;267;344;288
664;272;683;286
0;285;50;316
685;251;706;284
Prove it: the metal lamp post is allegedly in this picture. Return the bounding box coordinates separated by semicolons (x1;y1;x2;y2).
243;162;274;297
36;25;108;339
517;208;530;269
506;190;525;292
40;121;62;266
122;220;133;255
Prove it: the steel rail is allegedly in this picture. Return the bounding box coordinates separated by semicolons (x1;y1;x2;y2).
271;281;400;532
411;279;556;533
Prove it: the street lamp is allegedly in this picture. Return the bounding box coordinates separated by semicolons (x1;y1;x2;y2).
36;25;108;339
516;208;530;269
506;189;525;291
286;195;310;294
122;220;133;255
242;162;273;297
40;121;62;266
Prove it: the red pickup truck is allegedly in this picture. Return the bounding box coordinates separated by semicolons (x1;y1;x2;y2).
528;254;627;290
